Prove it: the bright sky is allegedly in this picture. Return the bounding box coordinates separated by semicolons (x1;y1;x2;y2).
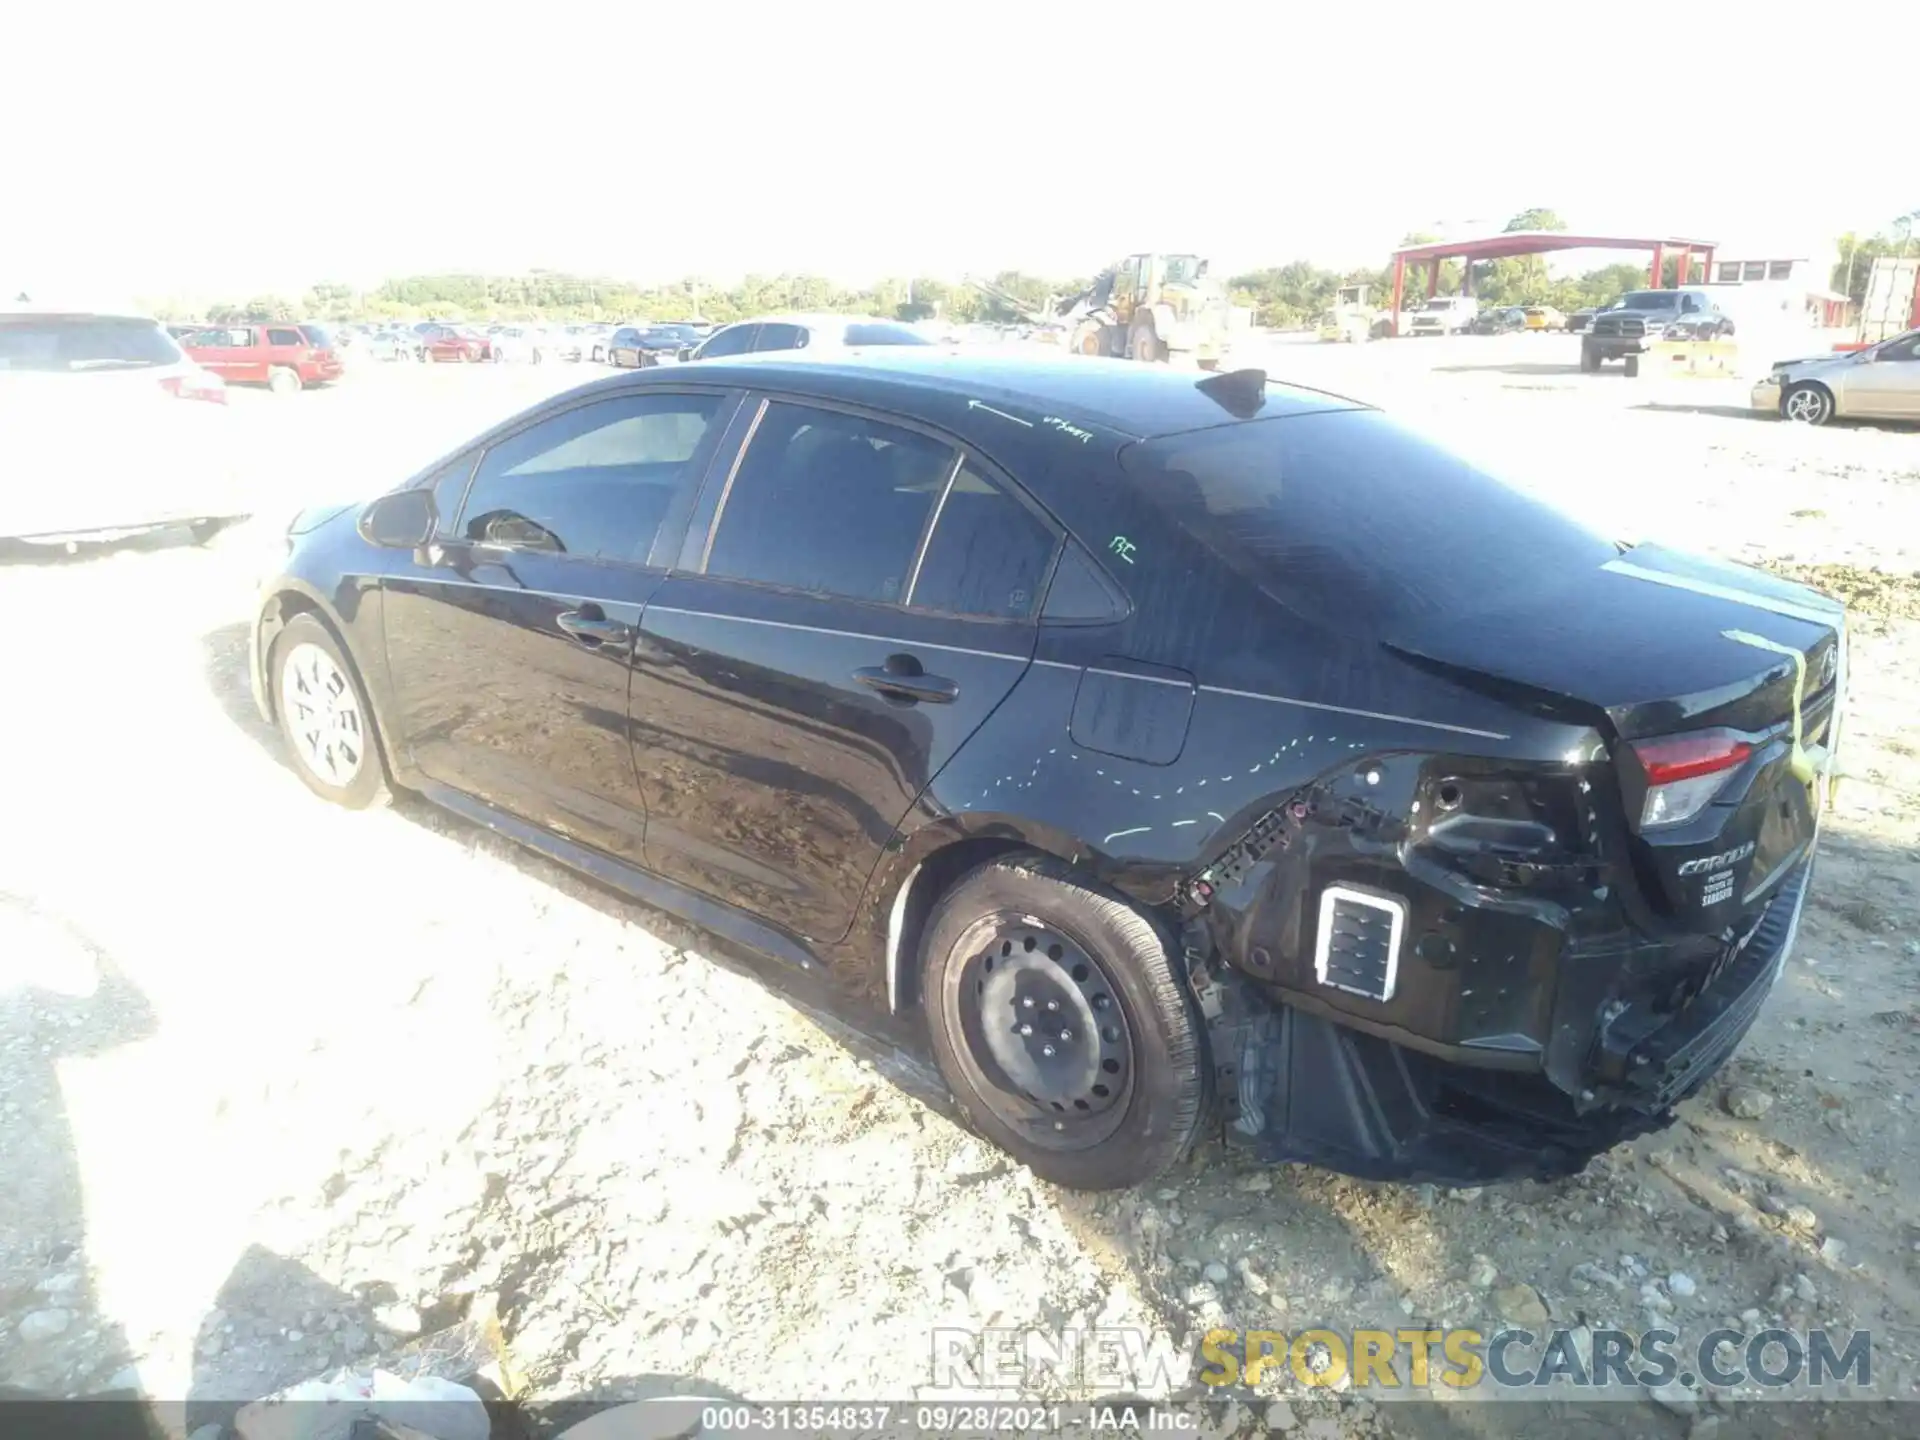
8;1;1914;303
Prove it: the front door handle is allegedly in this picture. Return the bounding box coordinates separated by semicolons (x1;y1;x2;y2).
557;605;633;648
854;660;958;705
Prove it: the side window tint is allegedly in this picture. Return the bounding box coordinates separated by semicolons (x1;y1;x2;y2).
910;462;1055;620
705;401;954;604
699;325;756;358
457;393;724;562
754;323;803;352
1041;540;1126;623
266;328;303;345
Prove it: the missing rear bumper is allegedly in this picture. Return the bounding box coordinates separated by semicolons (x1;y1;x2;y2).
1199;859;1809;1185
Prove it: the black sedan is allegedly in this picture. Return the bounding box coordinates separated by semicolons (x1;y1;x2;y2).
607;324;704;368
250;353;1846;1189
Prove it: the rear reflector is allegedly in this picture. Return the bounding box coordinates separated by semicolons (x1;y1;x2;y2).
1633;728;1753;828
1315;886;1405;1002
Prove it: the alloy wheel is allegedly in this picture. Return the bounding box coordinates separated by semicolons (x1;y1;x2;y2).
1784;386;1831;424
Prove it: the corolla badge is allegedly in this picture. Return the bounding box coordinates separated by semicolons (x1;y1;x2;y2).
1677;840;1757;876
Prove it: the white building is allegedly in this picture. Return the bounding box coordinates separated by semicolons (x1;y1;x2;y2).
1704;242;1849;328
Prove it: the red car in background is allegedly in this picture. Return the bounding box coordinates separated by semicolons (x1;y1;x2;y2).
415;324;493;363
182;322;343;394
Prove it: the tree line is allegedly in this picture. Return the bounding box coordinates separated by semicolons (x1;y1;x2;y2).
162;207;1918;330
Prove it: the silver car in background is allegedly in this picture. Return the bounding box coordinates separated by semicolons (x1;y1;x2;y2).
1753;328;1920;425
0;306;249;549
682;313;935;361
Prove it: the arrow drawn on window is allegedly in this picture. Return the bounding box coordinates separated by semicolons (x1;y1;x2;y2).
967;399;1033;427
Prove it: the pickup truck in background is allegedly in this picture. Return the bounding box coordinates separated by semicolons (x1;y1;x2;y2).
1582;288;1734;371
1409;296;1479;335
182;323;343;393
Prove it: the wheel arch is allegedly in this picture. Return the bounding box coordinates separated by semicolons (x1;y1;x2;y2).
1782;377;1837;419
256;583;400;778
873;814;1182;1017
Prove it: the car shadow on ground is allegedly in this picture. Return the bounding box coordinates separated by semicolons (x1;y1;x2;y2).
1631;403;1920;432
1630;402;1772;422
1429;361;1588;377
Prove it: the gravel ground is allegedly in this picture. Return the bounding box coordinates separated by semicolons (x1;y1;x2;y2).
2;345;1917;1436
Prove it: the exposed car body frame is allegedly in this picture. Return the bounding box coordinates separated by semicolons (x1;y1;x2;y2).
249;354;1845;1185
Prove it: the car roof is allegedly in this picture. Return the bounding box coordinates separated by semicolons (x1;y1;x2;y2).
619;350;1366;441
0;307;161;324
721;313;898;331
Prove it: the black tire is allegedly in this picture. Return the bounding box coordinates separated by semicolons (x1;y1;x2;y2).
919;854;1209;1190
270;613;391;810
1579;346;1600;373
1128;323;1168;364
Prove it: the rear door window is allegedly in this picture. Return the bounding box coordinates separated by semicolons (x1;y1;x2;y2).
454;393;727;564
842;322;935;346
1121;408;1617;632
908;460;1056;620
0;317;184;372
703;401;955;604
696;324;758;359
753;323;804;352
266;327;304;346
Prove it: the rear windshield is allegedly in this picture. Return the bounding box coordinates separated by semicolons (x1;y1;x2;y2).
0;316;183;372
842;323;934;346
1120;410;1617;632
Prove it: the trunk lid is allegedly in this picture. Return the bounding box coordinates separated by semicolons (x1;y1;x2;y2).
1388;543;1846;931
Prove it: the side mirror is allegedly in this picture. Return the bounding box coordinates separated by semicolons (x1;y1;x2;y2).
359;489;436;549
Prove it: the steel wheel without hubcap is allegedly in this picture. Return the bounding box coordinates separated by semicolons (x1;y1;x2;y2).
280;641;366;787
942;913;1136;1151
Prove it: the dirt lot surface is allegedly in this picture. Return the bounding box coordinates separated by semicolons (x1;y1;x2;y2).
3;342;1917;1434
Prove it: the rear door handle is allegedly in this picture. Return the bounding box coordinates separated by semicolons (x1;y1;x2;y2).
557;605;633;648
853;663;958;705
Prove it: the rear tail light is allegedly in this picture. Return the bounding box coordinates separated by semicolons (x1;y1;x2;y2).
1632;728;1753;829
160;371;228;405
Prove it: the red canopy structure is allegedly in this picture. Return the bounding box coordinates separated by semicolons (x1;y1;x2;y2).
1389;229;1718;320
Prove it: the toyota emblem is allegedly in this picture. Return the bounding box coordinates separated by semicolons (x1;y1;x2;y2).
1818;646;1838;688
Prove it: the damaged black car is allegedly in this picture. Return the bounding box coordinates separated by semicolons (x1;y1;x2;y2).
250;352;1847;1190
